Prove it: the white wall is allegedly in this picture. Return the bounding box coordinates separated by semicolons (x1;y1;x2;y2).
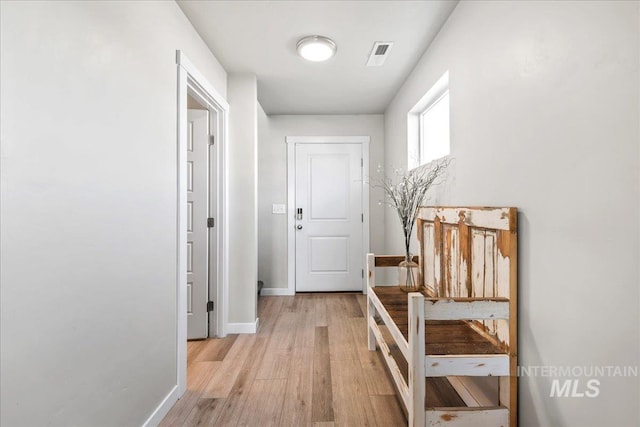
257;115;385;291
0;1;227;425
384;1;639;426
227;74;258;327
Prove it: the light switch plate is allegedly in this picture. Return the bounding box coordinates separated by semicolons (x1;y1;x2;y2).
272;204;286;214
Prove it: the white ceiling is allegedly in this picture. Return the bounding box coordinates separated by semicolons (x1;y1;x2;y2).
177;1;458;115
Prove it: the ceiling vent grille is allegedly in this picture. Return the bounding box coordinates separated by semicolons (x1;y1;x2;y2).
367;42;393;67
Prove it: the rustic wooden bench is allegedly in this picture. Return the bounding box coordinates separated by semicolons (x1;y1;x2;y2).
366;207;518;426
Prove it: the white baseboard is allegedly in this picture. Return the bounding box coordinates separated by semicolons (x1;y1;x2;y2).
260;287;294;296
142;385;178;427
227;318;259;334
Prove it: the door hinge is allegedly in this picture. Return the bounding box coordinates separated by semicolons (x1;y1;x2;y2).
361;213;364;223
362;269;364;278
207;218;215;228
209;135;215;145
361;158;363;167
207;301;214;312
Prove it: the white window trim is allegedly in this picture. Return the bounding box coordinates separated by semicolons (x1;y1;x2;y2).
408;71;449;169
418;89;449;165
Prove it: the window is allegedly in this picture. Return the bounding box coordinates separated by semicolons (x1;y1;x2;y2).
419;90;449;164
407;71;449;169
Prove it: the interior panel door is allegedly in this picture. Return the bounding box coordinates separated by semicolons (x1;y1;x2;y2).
295;143;363;292
187;108;209;339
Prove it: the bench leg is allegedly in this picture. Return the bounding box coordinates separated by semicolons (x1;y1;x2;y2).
409;293;425;427
367;297;376;351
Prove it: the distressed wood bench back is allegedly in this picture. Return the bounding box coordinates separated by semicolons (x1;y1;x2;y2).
417;206;517;349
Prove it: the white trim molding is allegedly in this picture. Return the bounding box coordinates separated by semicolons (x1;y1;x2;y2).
260;287;295;296
141;385;179;427
227;318;260;334
177;51;228;111
285;136;371;295
408;71;449;169
176;50;229;397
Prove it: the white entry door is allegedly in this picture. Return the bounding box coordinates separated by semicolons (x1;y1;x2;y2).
295;143;363;292
187;109;209;339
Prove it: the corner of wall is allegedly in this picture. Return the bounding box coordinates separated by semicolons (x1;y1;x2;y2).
227;73;259;325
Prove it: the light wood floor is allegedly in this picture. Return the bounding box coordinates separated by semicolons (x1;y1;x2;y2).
160;293;407;427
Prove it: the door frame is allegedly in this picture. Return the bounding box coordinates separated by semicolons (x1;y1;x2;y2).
285;136;370;295
177;50;229;396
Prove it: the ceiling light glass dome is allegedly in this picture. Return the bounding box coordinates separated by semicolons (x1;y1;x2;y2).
297;36;337;62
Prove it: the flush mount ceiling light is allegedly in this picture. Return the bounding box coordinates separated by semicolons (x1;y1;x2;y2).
297;35;337;62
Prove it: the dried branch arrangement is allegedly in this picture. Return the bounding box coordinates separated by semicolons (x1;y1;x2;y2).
377;158;450;257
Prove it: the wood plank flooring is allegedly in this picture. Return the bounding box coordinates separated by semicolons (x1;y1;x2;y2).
161;294;407;427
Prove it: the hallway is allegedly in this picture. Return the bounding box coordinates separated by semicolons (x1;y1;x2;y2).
160;294;406;426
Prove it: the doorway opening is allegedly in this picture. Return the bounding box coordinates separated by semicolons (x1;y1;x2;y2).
185;93;215;340
177;50;229;396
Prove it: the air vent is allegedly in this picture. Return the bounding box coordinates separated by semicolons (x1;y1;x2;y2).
366;41;393;67
375;44;389;55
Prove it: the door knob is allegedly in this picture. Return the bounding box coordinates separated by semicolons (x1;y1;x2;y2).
296;225;303;230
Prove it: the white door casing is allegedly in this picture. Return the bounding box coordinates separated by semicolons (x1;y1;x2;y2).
207;108;219;338
177;50;229;398
186;109;209;339
286;136;370;294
